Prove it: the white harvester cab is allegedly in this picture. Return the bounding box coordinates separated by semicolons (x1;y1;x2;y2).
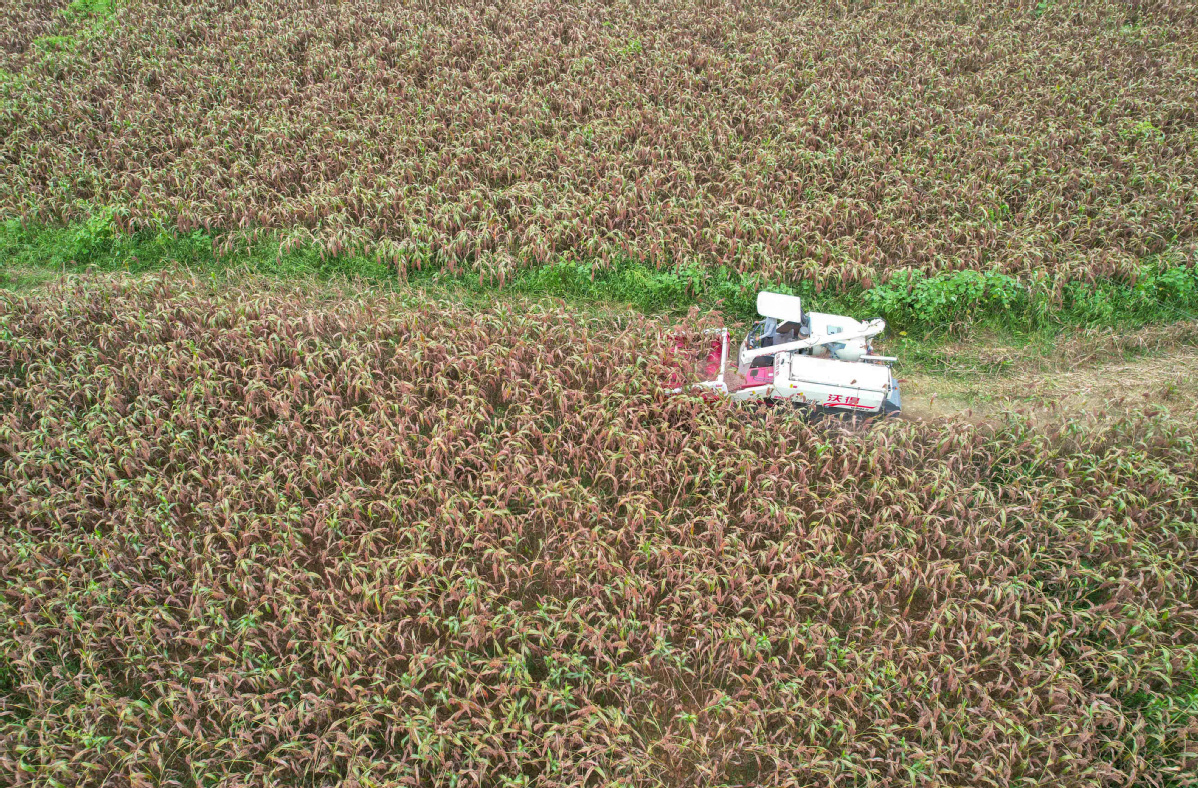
688;291;901;415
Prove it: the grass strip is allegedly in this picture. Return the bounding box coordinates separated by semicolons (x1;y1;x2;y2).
2;215;1196;338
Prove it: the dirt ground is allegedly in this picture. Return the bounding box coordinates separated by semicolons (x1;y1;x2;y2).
899;321;1198;423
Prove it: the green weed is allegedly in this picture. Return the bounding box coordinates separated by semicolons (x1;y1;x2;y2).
31;35;74;52
63;0;116;22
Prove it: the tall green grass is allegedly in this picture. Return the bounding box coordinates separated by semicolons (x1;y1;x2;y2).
2;215;1196;336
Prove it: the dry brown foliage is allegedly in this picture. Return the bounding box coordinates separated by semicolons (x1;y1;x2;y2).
1;278;1195;786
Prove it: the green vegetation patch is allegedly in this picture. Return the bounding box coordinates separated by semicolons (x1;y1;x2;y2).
3;217;1196;338
62;0;116;21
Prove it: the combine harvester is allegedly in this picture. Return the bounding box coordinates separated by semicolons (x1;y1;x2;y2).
682;292;901;416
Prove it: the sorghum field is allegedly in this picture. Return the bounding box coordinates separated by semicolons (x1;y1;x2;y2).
2;0;1197;287
1;278;1196;786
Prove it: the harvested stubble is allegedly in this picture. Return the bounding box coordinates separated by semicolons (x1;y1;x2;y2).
1;277;1196;787
2;0;1197;287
